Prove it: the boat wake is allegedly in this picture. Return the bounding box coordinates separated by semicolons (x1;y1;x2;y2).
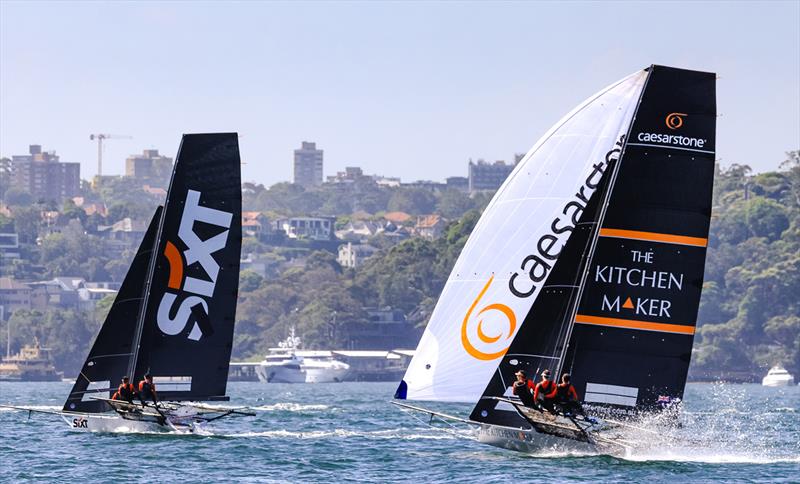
621;451;800;465
250;402;330;412
556;383;798;464
502;383;800;464
0;404;61;412
616;416;800;464
216;427;471;441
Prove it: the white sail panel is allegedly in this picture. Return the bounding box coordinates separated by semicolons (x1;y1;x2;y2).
399;70;647;402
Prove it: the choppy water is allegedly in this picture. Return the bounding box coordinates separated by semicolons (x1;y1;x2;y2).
1;382;798;482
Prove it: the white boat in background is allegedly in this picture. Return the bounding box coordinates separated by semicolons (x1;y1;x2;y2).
255;328;350;383
762;365;795;387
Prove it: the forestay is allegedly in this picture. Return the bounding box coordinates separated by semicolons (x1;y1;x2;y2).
396;71;647;402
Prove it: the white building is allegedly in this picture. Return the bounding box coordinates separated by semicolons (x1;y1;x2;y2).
278;216;335;241
338;242;379;268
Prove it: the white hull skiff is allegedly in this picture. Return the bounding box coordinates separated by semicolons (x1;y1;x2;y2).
2;398;254;434
394;400;641;457
60;412;178;433
477;423;606;455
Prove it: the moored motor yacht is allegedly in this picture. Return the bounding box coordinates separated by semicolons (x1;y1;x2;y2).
255;328;350;383
762;365;795;387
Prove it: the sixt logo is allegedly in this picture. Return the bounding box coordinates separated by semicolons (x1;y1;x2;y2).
665;112;686;130
72;417;88;428
157;189;233;341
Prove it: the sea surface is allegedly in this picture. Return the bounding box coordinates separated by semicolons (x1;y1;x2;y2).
0;382;798;483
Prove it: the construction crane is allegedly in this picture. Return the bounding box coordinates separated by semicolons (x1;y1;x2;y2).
89;134;132;177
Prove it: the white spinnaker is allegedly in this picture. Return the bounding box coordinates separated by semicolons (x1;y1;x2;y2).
400;70;647;402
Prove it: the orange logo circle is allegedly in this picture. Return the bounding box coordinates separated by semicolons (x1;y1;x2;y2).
665;112;687;130
461;276;517;360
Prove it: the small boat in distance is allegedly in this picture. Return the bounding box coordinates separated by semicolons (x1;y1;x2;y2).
255;327;350;383
762;365;795;387
0;338;62;382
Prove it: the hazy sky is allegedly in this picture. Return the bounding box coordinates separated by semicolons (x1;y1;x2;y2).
1;1;798;187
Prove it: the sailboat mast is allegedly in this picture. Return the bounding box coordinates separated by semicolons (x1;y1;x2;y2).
554;66;654;377
126;144;181;380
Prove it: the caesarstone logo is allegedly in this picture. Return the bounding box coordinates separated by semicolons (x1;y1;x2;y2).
637;112;708;150
665;112;686;130
157;189;233;341
461;275;517;361
460;137;626;361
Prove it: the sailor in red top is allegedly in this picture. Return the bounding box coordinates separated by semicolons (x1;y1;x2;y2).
112;376;136;404
138;373;158;405
555;373;584;416
533;369;558;412
512;369;536;407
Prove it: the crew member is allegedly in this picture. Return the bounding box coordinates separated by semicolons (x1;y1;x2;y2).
138;373;158;405
511;369;535;407
555;373;584;416
533;369;558;412
112;376;136;404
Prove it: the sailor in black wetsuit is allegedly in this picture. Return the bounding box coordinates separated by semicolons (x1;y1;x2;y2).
554;373;584;416
112;376;136;404
512;370;536;407
138;373;158;406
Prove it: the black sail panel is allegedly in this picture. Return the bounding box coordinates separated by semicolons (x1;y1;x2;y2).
565;66;716;414
470;144;622;427
133;133;242;402
63;207;163;413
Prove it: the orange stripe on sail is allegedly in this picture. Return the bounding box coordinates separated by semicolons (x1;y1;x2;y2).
574;314;695;335
163;241;184;290
599;228;707;247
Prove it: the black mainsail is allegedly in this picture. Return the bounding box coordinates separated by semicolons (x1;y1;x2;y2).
563;66;716;412
64;133;241;412
470;65;716;425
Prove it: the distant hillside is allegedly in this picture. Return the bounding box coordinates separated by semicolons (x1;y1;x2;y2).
691;153;800;379
3;153;797;380
235;153;800;381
